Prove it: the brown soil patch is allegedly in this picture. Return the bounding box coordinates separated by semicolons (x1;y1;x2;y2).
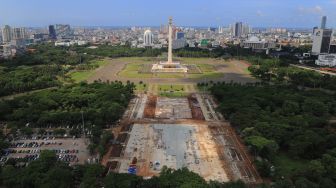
144;95;157;118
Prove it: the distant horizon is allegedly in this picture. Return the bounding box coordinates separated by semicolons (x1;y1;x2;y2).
2;25;318;31
1;0;336;28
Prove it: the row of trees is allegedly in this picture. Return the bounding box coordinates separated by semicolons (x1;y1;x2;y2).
73;45;163;58
246;55;336;90
0;150;259;188
211;83;336;187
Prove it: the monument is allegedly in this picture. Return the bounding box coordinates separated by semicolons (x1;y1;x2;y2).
151;17;188;73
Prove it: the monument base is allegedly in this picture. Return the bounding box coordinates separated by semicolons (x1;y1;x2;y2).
151;61;188;73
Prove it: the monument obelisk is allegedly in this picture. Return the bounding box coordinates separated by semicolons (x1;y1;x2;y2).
167;16;173;64
151;17;188;73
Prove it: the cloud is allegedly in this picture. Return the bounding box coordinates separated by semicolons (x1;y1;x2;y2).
298;5;323;14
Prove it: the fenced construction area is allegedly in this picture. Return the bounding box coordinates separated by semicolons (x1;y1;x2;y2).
102;93;262;184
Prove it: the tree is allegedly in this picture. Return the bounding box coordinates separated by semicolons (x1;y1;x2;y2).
294;177;318;188
104;173;142;188
1;165;18;187
245;136;279;160
79;164;104;188
20;127;34;137
54;129;66;137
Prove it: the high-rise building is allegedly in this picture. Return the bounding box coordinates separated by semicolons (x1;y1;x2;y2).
312;16;332;55
175;31;185;40
12;27;26;40
143;30;153;46
242;23;250;36
233;22;243;37
55;24;71;37
321;16;327;29
2;25;12;43
218;26;223;34
48;25;57;39
312;29;332;55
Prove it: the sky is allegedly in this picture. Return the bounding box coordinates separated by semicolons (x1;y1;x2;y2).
0;0;336;28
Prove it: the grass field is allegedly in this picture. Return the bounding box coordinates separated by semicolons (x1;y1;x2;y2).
159;92;189;97
68;60;108;83
117;57;223;79
157;84;189;97
136;83;148;92
70;71;95;83
119;63;189;79
158;84;185;92
197;64;215;72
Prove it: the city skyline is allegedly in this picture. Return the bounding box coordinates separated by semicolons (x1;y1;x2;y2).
1;0;336;28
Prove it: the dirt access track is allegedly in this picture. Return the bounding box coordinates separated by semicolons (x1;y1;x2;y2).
87;57;256;84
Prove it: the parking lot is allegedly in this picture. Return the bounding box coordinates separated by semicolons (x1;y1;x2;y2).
3;138;90;165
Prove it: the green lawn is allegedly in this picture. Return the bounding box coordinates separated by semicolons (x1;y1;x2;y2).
118;60;222;79
158;84;188;97
159;91;189;97
68;60;108;83
118;63;153;78
158;84;185;91
197;64;215;72
135;83;148;92
119;63;189;79
274;152;308;177
69;71;94;83
189;72;224;79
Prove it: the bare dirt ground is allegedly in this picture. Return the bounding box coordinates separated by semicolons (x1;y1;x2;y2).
102;94;262;184
87;58;256;84
118;123;229;182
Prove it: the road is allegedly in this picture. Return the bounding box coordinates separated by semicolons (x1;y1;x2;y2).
290;64;336;76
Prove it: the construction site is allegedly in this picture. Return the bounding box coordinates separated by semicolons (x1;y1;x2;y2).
102;92;261;184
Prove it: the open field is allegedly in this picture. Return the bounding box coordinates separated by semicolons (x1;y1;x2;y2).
87;57;256;84
68;60;108;83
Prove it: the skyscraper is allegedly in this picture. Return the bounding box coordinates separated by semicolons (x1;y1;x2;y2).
218;26;223;34
48;25;57;39
143;30;153;46
242;23;250;36
312;29;332;55
12;27;26;40
321;16;327;29
233;22;243;37
312;16;332;55
55;24;71;38
2;25;12;43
